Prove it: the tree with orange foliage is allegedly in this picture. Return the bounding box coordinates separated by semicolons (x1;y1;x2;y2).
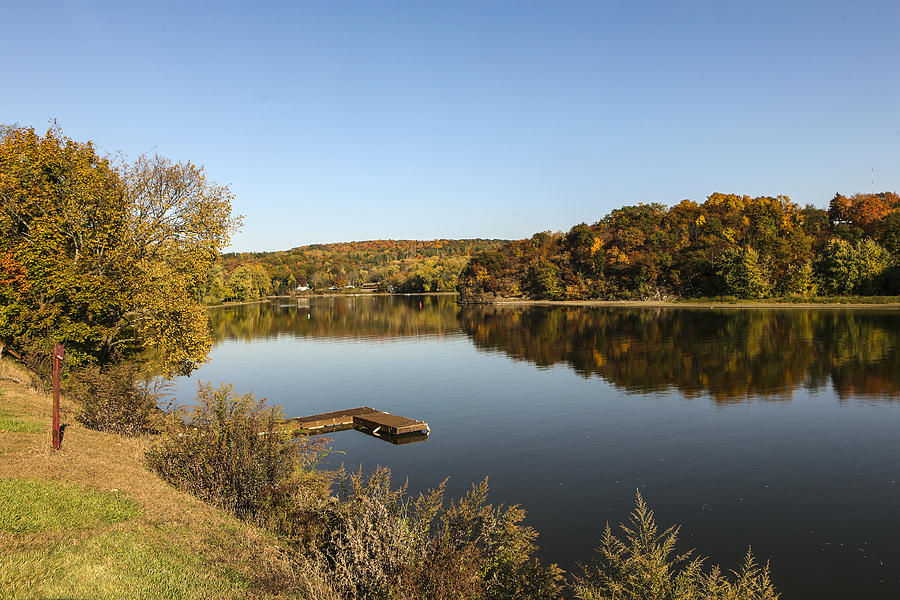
828;192;900;240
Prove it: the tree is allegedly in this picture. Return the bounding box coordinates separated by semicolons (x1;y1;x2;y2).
0;126;238;371
203;263;227;304
526;258;562;299
248;263;271;298
225;265;257;301
878;210;900;257
564;223;604;276
800;203;829;238
828;192;900;241
815;238;892;295
0;126;132;365
781;260;816;296
716;247;771;299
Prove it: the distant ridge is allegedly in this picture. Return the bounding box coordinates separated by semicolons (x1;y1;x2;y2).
223;238;508;258
212;238;507;298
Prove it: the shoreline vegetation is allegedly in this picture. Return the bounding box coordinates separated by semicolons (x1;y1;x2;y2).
206;291;460;308
201;239;506;305
473;296;900;309
457;192;900;304
211;292;900;310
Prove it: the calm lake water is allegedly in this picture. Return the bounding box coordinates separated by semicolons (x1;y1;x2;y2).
175;295;900;598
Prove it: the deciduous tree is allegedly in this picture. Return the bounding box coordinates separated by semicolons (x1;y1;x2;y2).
717;247;771;299
0;126;239;371
815;238;892;295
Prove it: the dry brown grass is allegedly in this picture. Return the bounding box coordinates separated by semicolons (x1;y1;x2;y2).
0;357;302;599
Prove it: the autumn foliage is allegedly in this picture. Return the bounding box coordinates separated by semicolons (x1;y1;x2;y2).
0;126;238;370
459;192;900;301
210;238;504;302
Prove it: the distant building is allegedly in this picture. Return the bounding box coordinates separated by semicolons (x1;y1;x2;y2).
296;285;310;291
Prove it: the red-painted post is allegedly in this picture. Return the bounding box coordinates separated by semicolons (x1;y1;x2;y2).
51;343;64;450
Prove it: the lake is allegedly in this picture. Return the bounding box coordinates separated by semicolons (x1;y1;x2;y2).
174;295;900;598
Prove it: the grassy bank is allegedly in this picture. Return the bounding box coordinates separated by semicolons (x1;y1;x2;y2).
0;358;297;600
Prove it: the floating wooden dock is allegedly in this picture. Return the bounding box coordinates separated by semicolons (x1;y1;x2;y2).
284;406;430;438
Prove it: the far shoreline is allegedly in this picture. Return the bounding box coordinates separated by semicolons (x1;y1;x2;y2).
486;298;900;310
208;294;900;310
207;291;459;307
205;299;271;308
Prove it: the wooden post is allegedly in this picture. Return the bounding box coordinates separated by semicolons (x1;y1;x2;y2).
52;343;64;450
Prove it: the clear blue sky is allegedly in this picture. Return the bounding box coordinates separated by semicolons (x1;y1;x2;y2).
4;1;898;252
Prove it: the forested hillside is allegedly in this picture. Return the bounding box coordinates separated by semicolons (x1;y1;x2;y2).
458;192;900;301
204;239;505;303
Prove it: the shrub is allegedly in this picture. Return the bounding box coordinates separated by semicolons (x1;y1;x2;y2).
70;362;166;436
574;492;778;600
145;383;332;529
15;343;57;392
307;470;564;600
311;468;418;598
434;477;564;600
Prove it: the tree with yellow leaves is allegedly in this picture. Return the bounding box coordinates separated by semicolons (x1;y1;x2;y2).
0;125;239;372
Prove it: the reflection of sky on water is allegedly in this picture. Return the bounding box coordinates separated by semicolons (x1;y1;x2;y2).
175;298;900;599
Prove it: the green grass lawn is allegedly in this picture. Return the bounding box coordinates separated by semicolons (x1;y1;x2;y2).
0;480;264;600
0;405;43;434
0;478;140;533
0;527;250;600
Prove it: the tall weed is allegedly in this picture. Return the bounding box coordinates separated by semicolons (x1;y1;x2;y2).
18;343;56;391
574;491;779;600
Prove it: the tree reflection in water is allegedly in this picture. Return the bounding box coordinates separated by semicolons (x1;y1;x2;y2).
460;305;900;402
209;297;900;402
